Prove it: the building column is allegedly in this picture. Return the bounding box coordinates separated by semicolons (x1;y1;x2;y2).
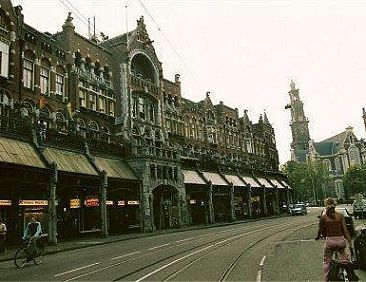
100;170;108;238
247;186;252;219
229;184;235;222
176;192;182;228
207;182;215;224
275;187;280;215
48;163;58;245
262;187;267;217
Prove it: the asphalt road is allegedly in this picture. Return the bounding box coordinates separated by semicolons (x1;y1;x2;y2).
1;207;365;281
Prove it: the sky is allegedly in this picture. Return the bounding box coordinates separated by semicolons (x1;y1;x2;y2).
13;0;366;165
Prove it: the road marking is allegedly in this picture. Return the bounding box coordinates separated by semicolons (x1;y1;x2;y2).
110;251;141;260
148;243;171;250
256;270;262;282
259;256;266;266
176;237;194;243
54;262;100;277
135;245;214;282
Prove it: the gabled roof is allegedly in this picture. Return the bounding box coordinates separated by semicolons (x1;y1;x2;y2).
320;131;347;144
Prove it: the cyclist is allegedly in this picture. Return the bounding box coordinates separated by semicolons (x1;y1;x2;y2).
22;217;42;262
315;197;357;281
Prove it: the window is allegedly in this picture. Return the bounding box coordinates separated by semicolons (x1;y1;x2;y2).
149;104;155;122
55;73;64;96
79;90;86;107
109;101;115;116
89;93;96;110
0;42;8;78
99;96;106;113
132;98;138;118
138;97;145;119
23;59;34;88
40;67;49;94
349;146;361;166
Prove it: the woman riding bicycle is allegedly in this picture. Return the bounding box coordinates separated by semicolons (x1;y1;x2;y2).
315;197;355;281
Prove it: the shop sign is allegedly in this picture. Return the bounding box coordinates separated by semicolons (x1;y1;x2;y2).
19;200;48;206
127;200;139;205
106;200;113;205
70;199;81;209
118;200;126;206
189;199;196;204
0;200;11;206
84;198;99;207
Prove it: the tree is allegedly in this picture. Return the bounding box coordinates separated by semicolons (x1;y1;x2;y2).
283;160;330;203
343;164;366;198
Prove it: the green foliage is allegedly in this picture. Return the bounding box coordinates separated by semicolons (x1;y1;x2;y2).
342;164;366;198
283;160;330;203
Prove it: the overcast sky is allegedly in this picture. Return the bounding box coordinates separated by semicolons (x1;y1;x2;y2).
13;0;366;164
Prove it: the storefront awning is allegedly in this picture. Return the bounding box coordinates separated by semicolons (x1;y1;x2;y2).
270;179;287;189
182;170;206;185
225;174;246;187
240;175;261;188
94;157;138;181
279;179;293;189
43;147;98;176
256;177;275;188
0;136;46;169
202;172;227;186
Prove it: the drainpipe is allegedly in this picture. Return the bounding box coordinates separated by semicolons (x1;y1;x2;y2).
48;163;58;245
100;170;108;238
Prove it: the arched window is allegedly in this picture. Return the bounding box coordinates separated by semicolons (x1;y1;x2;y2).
323;159;332;171
23;50;35;89
40;58;51;95
0;11;9;31
101;126;111;143
349;146;361;166
0;40;9;78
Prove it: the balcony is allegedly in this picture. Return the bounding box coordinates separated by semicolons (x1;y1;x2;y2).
132;144;179;162
73;67;114;90
130;74;159;95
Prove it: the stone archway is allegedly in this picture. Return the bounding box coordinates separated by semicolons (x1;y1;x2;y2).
152;185;179;230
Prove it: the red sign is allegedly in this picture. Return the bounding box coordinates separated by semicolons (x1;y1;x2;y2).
84;198;99;207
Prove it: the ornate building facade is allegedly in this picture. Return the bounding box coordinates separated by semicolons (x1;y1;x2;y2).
0;0;289;244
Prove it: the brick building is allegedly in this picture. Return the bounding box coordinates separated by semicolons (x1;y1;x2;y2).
0;0;290;244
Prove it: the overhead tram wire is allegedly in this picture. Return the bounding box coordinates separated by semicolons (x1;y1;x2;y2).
136;0;204;93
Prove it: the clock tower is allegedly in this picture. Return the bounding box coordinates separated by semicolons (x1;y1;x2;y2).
286;81;311;162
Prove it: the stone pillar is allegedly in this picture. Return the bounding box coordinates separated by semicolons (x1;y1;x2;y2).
229;184;236;222
262;187;267;217
100;170;108;238
247;186;252;219
207;182;215;224
176;193;182;228
48;163;58;245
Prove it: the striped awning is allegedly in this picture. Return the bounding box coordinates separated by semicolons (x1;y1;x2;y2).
202;172;227;186
0;136;46;169
43;147;98;176
270;179;287;189
94;157;137;180
182;170;206;185
256;177;275;188
240;175;261;188
225;174;246;187
279;179;293;189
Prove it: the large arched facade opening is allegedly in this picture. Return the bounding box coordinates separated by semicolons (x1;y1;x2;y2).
152;185;179;230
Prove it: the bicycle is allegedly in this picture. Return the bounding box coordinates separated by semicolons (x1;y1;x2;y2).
14;238;45;268
328;246;358;282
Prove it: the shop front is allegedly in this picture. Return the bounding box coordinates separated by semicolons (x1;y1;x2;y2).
256;176;276;216
224;174;249;220
240;175;263;218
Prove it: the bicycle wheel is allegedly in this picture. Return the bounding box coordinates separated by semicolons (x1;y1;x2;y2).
33;245;44;265
14;248;28;269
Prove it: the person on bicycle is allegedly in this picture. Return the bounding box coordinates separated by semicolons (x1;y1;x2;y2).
315;198;353;281
23;217;42;261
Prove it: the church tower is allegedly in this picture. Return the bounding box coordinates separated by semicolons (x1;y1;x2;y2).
286;80;311;162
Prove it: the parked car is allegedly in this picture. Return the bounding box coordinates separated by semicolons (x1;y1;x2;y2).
289;203;307;215
318;208;356;237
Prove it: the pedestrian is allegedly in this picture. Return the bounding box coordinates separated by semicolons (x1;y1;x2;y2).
0;218;7;254
315;197;357;281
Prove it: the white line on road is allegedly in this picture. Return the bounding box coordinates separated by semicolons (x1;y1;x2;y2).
54;262;100;277
176;237;194;243
148;243;171;250
110;251;141;260
259;256;266;266
257;270;262;282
